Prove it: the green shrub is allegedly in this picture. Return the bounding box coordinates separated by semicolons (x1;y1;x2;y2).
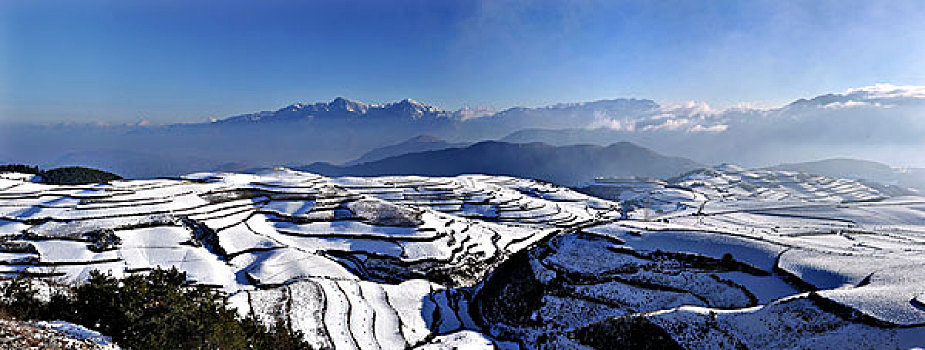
0;268;312;349
0;277;47;319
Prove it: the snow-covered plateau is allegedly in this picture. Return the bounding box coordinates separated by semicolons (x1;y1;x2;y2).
0;166;923;349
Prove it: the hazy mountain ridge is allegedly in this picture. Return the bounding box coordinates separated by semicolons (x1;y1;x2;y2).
299;140;703;186
770;158;925;192
785;84;925;109
344;135;469;166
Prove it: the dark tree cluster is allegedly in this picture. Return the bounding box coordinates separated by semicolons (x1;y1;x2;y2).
0;164;40;175
0;164;122;185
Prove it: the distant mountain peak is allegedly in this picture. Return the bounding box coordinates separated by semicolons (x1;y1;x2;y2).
342;135;468;166
845;83;925;100
406;135;443;143
380;98;443;118
218;97;449;123
400;98;423;105
329;97;369;113
714;163;746;172
785;84;925;110
545;98;659;111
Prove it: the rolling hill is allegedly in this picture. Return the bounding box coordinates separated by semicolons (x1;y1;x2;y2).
770;158;925;192
344;135;468;166
299;140;703;186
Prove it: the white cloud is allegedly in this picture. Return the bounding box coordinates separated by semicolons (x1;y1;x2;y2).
688;124;729;133
728;101;773;110
641;118;691;131
657;101;722;119
845;83;925;100
590;114;633;131
822;100;881;109
455;106;496;120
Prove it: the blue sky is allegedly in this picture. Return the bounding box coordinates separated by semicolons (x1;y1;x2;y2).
2;0;924;123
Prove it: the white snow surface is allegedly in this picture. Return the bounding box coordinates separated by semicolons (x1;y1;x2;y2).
2;165;924;348
33;320;120;349
0;168;614;348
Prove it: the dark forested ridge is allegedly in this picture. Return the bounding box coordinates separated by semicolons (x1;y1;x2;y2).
0;165;122;185
299;141;703;186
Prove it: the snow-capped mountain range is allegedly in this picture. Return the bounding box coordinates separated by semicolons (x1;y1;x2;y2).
219;97;454;123
2;84;924;179
210;84;925;131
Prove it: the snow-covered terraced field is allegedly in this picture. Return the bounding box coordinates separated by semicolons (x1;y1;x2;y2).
477;165;925;349
673;164;913;203
0;169;616;348
1;165;924;349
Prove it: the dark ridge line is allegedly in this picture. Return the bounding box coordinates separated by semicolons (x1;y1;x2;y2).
807;292;920;328
32;257;123;266
325;248;451;271
196;199;269;215
75;198;176;210
534;253;714;307
206;206;266;234
240;212;292;250
707;273;760;307
446;289;465;331
545;286;630;311
324;251;372;280
742;211;857;224
375;284;408;348
354;282;382;350
909;297;925;314
260;209;427;229
181;217;230;261
608;222;834;254
419;289;469;341
445;233;473;263
224;246;281;260
413;284;442;348
251;182;326;189
285;286;295;337
190;206;261;228
316;279;336;349
9;271;67;278
2;196;265;224
275;229;444;243
332;281;361;350
500;227;553;253
485;226;503;258
76;186;197;201
856;273;874;287
699;202;863;220
772;248;818;292
244;269;361;290
471;218;616;335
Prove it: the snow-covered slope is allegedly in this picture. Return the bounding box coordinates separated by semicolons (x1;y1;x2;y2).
0;169;616;348
0;319;119;349
1;166;924;349
671;164;913;202
485;165;925;348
